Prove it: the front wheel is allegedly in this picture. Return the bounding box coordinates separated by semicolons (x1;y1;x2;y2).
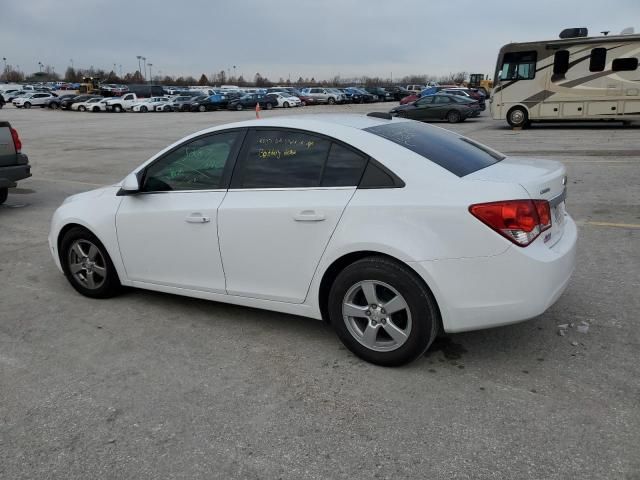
266;102;273;110
236;104;243;111
60;227;122;299
446;110;461;123
327;97;335;105
507;106;528;128
283;101;290;108
113;104;123;113
198;105;206;112
24;102;32;109
141;106;148;113
0;187;8;204
78;106;86;112
328;256;439;366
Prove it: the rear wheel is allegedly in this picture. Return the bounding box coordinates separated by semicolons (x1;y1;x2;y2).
92;107;100;112
0;187;8;204
78;105;86;112
198;105;206;112
507;106;528;128
50;102;59;109
236;104;243;111
266;102;273;110
328;256;439;366
141;106;148;113
113;104;123;113
328;97;335;105
446;110;461;123
60;227;122;299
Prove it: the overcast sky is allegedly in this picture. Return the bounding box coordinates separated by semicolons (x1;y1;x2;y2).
1;0;638;81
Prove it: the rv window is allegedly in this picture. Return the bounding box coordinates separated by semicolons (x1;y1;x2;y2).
589;48;606;72
500;51;537;80
612;58;638;72
553;50;570;75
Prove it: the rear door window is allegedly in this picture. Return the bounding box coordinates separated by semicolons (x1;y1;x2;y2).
232;129;330;188
364;121;504;177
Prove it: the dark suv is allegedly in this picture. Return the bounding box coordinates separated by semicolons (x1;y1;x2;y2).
0;121;31;204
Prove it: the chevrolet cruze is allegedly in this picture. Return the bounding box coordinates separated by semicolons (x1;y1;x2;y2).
49;114;577;366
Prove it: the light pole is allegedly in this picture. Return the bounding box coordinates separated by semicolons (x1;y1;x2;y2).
119;64;122;77
136;55;142;78
38;61;43;73
147;63;153;83
233;65;236;80
142;57;147;80
2;57;6;79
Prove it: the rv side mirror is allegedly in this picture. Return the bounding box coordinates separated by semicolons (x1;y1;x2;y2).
118;173;140;196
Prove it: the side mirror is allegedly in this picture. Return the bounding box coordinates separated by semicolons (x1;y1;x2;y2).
117;173;141;196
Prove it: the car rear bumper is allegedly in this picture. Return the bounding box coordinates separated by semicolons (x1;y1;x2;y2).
409;215;578;333
0;157;31;188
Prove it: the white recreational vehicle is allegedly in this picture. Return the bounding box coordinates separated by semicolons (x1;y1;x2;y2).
490;27;640;127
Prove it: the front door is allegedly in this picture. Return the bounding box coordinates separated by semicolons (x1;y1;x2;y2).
218;128;368;303
116;130;243;292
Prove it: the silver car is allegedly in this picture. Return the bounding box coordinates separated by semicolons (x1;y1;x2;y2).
301;87;343;105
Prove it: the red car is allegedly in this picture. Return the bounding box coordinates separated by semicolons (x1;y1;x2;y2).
400;93;419;105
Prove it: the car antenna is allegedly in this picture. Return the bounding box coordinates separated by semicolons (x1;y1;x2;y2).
367;112;393;120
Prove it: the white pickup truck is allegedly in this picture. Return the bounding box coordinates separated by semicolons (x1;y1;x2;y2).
104;93;143;113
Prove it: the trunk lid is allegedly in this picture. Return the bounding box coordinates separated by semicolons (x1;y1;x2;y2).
467;157;568;246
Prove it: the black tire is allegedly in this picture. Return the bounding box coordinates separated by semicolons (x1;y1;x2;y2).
60;227;122;299
198;105;206;112
236;104;243;111
78;105;86;112
328;256;439;366
113;104;123;113
446;110;461;123
283;101;290;108
0;187;8;205
50;102;59;109
141;106;148;113
327;97;335;105
507;106;528;128
92;107;100;112
266;102;273;110
24;102;32;109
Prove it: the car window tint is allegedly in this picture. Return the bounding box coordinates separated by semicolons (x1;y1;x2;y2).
235;129;330;188
416;96;433;105
364;121;504;177
143;131;240;192
321;143;368;187
435;96;451;104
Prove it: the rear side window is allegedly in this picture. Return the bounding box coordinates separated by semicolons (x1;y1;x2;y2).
364;121;504;177
553;50;570;74
233;130;330;188
612;57;638;71
589;48;607;72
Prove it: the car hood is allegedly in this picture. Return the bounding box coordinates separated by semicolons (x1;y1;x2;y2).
62;185;118;205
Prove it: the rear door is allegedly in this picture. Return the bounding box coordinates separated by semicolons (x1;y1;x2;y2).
218;128;368;303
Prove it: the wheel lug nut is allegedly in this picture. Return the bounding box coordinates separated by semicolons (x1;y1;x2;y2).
381;318;387;324
365;310;371;316
380;308;386;314
371;320;377;326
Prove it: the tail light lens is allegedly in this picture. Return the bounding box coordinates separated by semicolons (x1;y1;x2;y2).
469;199;552;247
10;127;22;152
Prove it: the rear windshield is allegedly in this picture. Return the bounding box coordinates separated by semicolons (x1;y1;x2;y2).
364;121;504;177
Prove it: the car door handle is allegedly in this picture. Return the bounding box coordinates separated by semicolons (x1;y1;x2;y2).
185;213;211;224
293;210;326;222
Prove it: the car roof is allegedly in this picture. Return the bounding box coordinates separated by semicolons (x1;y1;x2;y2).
208;113;401;132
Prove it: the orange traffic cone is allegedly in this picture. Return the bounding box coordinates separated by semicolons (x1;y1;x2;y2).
255;102;261;119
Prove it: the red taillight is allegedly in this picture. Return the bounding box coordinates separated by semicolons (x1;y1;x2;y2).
469;199;552;247
10;127;22;152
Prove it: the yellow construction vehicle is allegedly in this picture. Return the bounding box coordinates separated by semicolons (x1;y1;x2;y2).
78;77;101;94
467;73;493;96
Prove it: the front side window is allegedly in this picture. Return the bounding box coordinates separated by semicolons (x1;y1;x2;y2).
142;131;241;192
233;129;330;188
589;48;607;72
416;96;434;106
500;51;537;80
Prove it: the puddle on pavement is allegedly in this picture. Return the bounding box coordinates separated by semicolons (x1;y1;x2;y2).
426;337;468;360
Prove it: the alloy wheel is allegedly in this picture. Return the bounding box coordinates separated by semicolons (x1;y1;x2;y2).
342;280;412;352
67;239;107;290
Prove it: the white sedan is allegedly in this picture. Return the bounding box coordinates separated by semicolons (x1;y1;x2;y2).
48;114;577;366
268;92;302;108
131;97;170;112
71;98;108;112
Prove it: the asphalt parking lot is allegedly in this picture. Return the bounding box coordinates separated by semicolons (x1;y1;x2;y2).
1;104;639;479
